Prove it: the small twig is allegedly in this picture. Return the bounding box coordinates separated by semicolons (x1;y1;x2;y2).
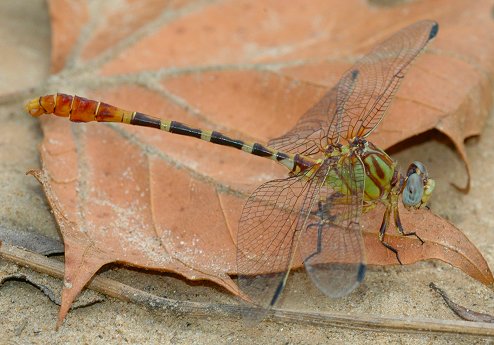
430;282;494;323
0;225;64;255
1;241;494;336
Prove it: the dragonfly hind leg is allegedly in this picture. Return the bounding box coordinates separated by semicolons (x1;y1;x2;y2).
304;222;325;264
271;199;332;306
304;201;327;264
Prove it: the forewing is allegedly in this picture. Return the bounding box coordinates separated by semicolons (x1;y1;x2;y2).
329;20;438;142
299;154;366;297
236;163;331;321
268;20;438;153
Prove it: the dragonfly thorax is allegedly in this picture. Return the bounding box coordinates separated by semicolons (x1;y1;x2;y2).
355;140;396;203
322;138;397;203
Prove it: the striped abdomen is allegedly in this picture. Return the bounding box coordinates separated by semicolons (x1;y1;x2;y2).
26;93;316;174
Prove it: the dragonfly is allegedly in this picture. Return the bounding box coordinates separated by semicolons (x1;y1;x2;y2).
26;20;438;320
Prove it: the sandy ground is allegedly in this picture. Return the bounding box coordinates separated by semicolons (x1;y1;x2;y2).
0;1;493;344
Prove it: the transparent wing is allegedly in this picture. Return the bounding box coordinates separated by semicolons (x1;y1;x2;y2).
236;161;332;322
299;154;366;297
329;20;438;142
268;88;337;157
268;20;438;153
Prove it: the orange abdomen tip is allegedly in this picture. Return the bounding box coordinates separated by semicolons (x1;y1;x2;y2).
25;98;46;117
25;94;59;117
25;94;132;123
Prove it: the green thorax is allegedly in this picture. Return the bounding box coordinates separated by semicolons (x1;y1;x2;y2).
324;140;396;202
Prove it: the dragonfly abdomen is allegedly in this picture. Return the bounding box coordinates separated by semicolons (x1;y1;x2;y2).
26;94;316;173
161;119;303;170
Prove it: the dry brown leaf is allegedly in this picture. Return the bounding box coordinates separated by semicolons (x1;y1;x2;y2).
28;0;494;326
362;204;492;286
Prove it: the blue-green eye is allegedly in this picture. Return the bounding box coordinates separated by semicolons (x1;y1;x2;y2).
407;161;428;177
403;173;424;207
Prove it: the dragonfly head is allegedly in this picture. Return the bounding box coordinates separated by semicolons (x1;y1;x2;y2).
402;161;435;209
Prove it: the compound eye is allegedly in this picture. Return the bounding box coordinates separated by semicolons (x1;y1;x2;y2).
403;173;424;208
407;161;428;178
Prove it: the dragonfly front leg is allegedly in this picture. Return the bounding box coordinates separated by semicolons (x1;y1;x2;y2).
378;205;403;265
393;206;424;244
379;205;425;265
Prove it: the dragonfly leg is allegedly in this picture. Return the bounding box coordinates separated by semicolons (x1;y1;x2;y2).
378;206;403;265
304;200;326;263
304;221;324;263
393;207;424;244
304;196;341;263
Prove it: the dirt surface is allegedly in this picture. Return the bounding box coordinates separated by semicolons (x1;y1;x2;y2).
0;1;493;344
